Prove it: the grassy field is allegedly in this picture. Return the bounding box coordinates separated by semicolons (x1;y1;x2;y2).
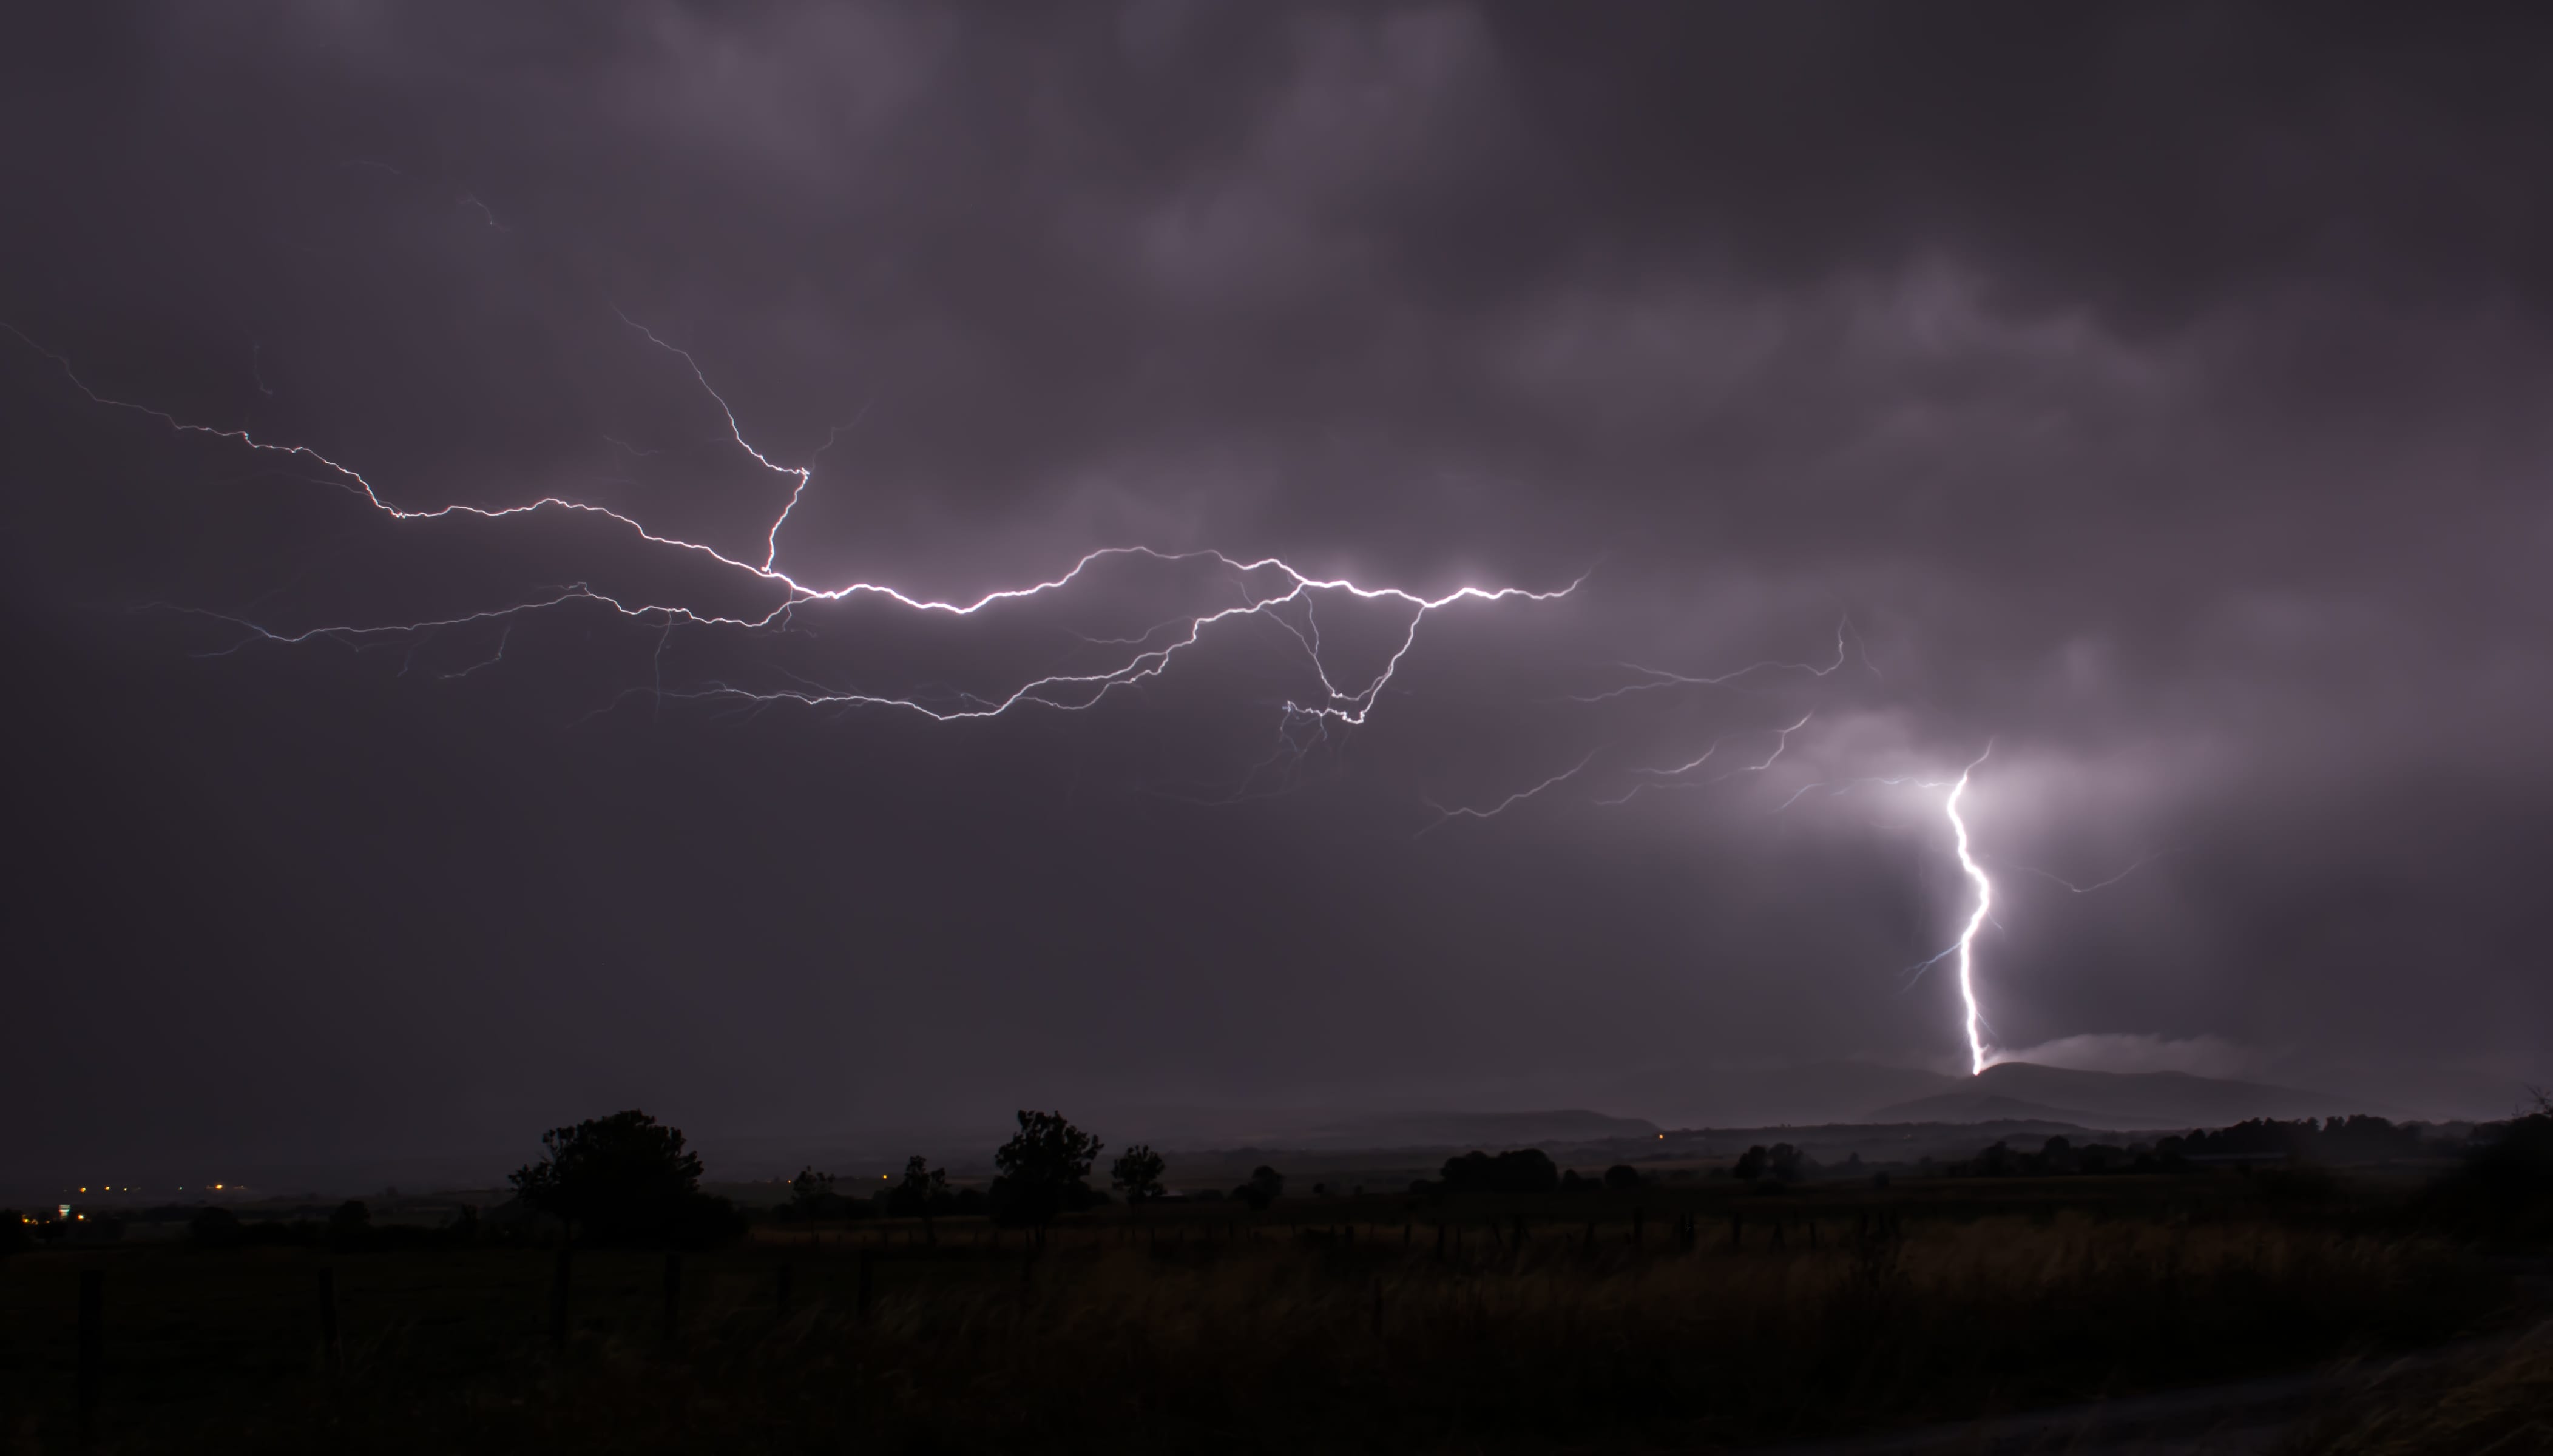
0;1177;2526;1454
2276;1321;2553;1455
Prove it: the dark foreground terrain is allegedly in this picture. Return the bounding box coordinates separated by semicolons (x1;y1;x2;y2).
3;1172;2538;1454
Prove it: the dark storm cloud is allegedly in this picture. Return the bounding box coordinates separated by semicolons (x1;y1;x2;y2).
4;2;2548;1184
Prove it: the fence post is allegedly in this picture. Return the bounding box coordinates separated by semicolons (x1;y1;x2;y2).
661;1252;682;1346
1730;1211;1742;1250
318;1267;340;1379
857;1250;874;1322
1632;1208;1645;1249
75;1267;103;1452
776;1262;793;1325
1370;1276;1383;1337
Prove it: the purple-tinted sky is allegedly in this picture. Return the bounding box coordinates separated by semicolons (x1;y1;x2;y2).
5;3;2549;1181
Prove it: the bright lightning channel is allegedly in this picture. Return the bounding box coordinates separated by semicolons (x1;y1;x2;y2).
1943;747;1995;1076
7;320;1580;729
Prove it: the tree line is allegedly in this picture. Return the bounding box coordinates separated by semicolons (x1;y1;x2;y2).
13;1100;2543;1258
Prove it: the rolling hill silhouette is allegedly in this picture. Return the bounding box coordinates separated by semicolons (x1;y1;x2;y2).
1868;1060;2399;1130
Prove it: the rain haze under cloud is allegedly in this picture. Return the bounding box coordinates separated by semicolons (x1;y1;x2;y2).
4;2;2549;1184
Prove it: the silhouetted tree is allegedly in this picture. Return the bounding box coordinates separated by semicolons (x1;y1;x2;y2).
1957;1140;2019;1178
1438;1148;1561;1194
1733;1146;1768;1181
509;1109;741;1249
1111;1144;1166;1208
1603;1164;1643;1190
790;1167;837;1218
2434;1094;2553;1235
328;1199;371;1250
894;1156;951;1241
188;1206;242;1247
1235;1165;1285;1210
1767;1143;1808;1182
992;1110;1103;1242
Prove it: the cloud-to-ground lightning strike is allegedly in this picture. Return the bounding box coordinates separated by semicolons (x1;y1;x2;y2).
6;320;1580;733
1944;749;1996;1075
12;312;2104;1081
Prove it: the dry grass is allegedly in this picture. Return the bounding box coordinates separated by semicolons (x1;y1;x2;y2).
5;1208;2506;1454
2279;1323;2553;1456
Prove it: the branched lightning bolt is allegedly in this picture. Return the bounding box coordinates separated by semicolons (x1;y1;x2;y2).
1589;712;1811;806
2002;852;2163;894
1420;751;1598;833
456;195;510;232
1565;616;1864;703
7;320;1580;736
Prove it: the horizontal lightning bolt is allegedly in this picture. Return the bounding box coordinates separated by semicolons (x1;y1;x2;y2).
8;320;1581;730
1566;616;1864;703
1421;751;1600;832
2002;852;2165;894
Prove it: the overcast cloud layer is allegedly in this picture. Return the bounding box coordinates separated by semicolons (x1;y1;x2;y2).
5;2;2549;1183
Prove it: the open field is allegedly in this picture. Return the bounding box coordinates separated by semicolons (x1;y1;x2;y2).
2;1175;2531;1454
2276;1322;2553;1455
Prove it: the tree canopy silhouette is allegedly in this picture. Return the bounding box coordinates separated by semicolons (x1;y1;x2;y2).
509;1109;740;1249
892;1155;952;1239
786;1166;851;1222
1438;1148;1560;1195
1732;1144;1806;1184
1234;1164;1285;1210
992;1110;1103;1238
1111;1144;1166;1205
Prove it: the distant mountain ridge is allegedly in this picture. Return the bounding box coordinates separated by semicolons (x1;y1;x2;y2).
1611;1060;1966;1128
1292;1109;1661;1150
1868;1061;2401;1130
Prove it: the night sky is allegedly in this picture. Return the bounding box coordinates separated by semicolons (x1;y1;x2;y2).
6;4;2549;1187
